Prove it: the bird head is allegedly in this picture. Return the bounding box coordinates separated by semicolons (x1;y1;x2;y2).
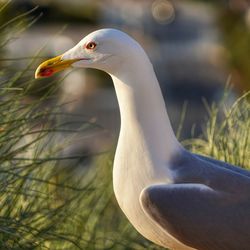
35;28;142;78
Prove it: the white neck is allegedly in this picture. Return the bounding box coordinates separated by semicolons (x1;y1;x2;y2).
108;42;186;248
110;52;180;165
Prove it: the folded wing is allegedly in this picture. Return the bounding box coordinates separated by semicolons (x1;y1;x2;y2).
140;183;250;250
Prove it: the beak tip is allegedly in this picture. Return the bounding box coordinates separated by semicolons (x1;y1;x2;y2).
34;54;74;79
34;67;41;79
34;65;54;79
34;73;40;79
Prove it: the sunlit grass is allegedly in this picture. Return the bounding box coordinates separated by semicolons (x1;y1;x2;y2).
183;91;250;170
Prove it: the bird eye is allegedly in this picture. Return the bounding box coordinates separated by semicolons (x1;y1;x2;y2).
86;42;97;50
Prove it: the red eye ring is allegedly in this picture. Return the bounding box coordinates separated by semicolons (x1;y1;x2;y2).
86;41;97;50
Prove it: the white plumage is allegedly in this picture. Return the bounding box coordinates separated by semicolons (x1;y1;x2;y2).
35;29;250;250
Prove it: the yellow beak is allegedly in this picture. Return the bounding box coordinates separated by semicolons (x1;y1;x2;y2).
35;55;80;79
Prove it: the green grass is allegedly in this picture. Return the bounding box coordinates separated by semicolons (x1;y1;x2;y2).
183;90;250;170
0;84;159;249
0;3;249;250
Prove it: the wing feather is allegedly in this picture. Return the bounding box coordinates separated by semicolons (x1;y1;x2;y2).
195;154;250;178
140;184;250;250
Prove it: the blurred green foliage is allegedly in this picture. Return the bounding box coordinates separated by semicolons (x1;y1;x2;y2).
218;8;250;91
192;0;250;91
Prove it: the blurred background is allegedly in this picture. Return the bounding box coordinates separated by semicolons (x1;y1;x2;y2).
2;0;250;167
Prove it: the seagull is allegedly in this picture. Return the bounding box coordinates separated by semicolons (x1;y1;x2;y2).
35;29;250;250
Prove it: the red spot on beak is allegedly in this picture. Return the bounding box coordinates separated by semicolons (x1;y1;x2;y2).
40;68;54;77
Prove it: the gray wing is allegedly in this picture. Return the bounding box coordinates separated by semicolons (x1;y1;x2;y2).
195;153;250;178
140;183;250;250
169;150;250;194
